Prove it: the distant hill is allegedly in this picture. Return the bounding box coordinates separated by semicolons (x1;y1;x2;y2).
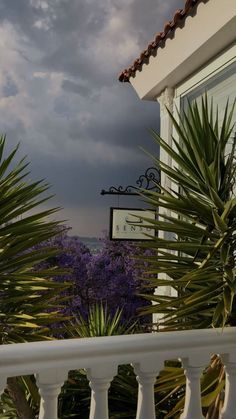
78;236;103;254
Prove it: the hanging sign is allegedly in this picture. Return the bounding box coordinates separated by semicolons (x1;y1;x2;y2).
110;207;156;241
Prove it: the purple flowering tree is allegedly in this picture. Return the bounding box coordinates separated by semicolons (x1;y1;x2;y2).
38;230;152;324
85;237;152;323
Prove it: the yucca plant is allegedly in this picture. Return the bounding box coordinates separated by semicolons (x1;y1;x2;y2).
0;136;71;418
58;303;139;419
66;303;138;338
135;96;236;417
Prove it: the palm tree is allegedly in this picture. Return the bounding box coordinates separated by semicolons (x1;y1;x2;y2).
136;97;236;417
0;136;70;418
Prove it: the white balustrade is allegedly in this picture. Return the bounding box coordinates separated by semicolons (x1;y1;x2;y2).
134;358;163;419
0;327;235;418
36;369;68;419
180;355;209;419
87;364;117;419
221;354;236;419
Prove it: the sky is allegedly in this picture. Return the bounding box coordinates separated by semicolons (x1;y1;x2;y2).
0;0;184;237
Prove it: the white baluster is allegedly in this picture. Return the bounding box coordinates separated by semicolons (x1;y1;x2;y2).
133;359;163;419
36;369;68;419
221;354;236;419
180;356;208;419
87;364;117;419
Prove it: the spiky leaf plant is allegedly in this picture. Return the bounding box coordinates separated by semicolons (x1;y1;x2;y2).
136;97;235;418
139;97;236;329
58;303;139;419
0;136;71;418
66;303;138;338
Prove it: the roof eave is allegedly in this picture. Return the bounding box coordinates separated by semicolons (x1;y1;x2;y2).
119;0;207;84
128;2;236;101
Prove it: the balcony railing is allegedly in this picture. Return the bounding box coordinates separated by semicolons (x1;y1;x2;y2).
0;327;236;419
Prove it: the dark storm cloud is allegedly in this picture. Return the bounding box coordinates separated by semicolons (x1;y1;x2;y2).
61;79;92;97
29;147;153;208
0;0;110;84
53;97;71;117
48;0;107;34
41;40;101;83
129;0;183;45
0;0;183;87
0;0;41;28
2;75;18;97
0;0;183;86
3;120;26;151
66;86;160;148
0;0;185;235
88;99;160;148
0;0;105;42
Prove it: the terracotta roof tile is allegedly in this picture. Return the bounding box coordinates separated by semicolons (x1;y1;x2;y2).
119;0;209;82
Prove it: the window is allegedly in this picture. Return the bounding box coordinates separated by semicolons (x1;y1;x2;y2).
180;60;236;156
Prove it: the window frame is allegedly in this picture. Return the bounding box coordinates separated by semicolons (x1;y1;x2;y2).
174;43;236;105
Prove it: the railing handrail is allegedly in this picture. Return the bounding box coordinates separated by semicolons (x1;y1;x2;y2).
1;326;236;378
0;327;236;418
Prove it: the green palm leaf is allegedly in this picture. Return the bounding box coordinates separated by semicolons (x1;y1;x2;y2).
135;96;236;417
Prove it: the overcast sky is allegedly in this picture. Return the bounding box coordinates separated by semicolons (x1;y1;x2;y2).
0;0;184;237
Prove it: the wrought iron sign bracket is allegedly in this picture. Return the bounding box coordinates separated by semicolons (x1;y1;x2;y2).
100;166;160;196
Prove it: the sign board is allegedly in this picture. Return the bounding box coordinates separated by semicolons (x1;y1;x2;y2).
110;207;156;241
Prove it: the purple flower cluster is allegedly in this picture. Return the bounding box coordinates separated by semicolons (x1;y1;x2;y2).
37;230;152;324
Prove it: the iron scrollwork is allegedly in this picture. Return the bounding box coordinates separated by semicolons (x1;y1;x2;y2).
101;166;160;196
